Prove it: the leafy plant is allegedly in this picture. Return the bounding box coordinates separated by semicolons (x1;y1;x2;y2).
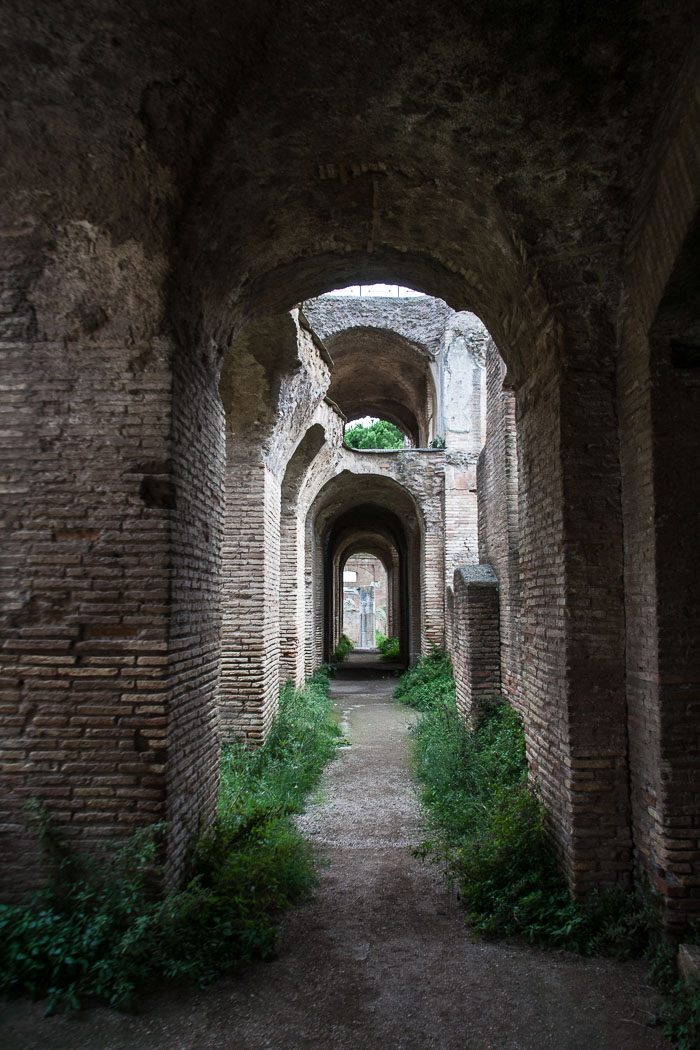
648;928;700;1049
393;646;455;709
331;634;354;663
344;419;405;450
406;671;657;953
375;633;400;660
404;664;700;1042
0;668;340;1012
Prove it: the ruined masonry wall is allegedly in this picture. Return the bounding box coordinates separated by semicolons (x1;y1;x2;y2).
219;458;281;744
167;345;226;876
476;341;522;703
303;296;451;358
452;566;501;721
0;224;223;893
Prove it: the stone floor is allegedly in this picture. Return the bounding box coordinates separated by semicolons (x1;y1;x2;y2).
0;660;670;1049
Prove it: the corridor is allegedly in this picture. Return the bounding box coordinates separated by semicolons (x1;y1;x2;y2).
0;658;670;1050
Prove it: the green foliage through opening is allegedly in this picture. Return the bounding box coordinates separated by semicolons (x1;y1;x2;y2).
344;419;405;450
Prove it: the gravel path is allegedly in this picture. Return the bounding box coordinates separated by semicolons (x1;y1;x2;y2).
0;656;670;1049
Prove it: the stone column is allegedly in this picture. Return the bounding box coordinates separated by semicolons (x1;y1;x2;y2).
358;585;376;648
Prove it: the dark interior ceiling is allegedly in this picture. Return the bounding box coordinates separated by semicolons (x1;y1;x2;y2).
4;1;698;377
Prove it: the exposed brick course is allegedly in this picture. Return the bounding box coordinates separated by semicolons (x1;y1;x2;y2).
2;0;700;930
452;565;500;721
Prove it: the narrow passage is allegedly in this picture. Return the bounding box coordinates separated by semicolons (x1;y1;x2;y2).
1;656;670;1050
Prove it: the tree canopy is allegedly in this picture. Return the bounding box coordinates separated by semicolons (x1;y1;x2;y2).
344;419;405;450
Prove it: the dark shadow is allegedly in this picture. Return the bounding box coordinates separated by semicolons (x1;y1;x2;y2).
333;650;405;679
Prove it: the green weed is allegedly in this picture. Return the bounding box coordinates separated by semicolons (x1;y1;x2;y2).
0;668;339;1012
393;646;455;709
404;663;700;1046
648;927;700;1049
375;633;400;660
331;634;354;663
410;692;652;952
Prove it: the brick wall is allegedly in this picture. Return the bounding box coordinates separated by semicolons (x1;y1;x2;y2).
478;324;631;894
452;565;500;722
619;52;700;927
280;425;327;685
167;344;225;875
0;222;199;894
219;453;281;743
476;341;522;703
217;313;332;742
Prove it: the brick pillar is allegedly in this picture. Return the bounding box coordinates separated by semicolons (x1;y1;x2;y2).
0;221;222;896
477;341;522;702
219;449;281;743
388;547;400;643
306;522;325;672
619;314;700;927
515;333;630;894
279;425;327;687
453;565;500;721
279;503;306;685
417;455;446;655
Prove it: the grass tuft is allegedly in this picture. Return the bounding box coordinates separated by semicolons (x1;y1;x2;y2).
331;633;354;663
375;633;400;660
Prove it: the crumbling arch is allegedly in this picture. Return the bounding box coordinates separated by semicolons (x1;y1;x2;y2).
325;327;435;447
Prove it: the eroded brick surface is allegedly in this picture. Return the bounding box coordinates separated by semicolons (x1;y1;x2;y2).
2;0;700;929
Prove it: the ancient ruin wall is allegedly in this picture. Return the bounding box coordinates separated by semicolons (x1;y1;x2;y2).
0;220;225;893
476;328;632;895
452;565;501;721
476;341;522;704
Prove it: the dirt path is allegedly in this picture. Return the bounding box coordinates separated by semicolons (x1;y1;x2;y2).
1;658;670;1049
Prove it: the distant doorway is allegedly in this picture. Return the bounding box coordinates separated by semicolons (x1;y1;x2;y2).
342;554;389;649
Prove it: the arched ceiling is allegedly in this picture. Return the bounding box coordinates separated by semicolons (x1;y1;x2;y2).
5;1;699;384
310;470;423;545
323;327;433;444
341;546;394;576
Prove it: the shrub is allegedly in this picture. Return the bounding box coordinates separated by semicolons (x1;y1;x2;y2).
406;672;700;1040
0;668;339;1012
649;927;700;1050
376;634;400;660
393;646;454;709
344;419;404;449
331;633;354;663
408;679;656;954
